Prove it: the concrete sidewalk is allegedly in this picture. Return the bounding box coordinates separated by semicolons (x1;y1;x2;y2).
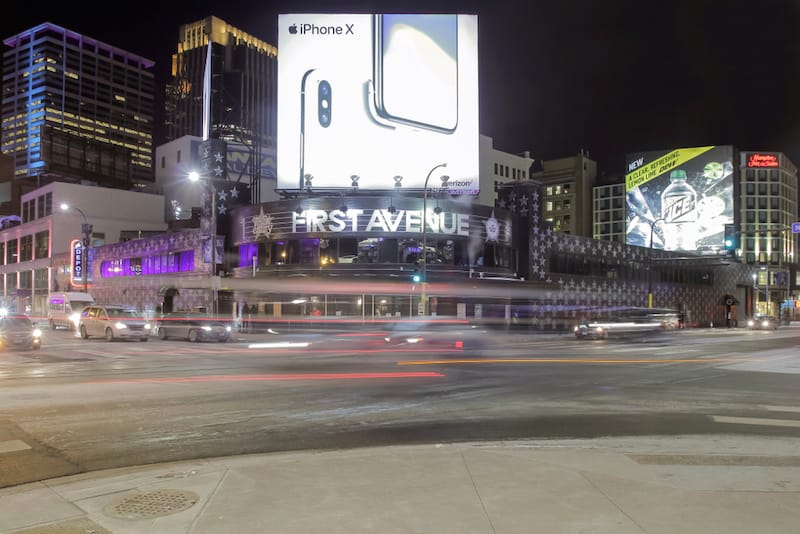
2;435;800;533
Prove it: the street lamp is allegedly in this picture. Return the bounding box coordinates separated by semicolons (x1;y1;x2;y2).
189;170;218;316
60;203;92;294
752;272;758;314
420;162;448;316
647;218;665;308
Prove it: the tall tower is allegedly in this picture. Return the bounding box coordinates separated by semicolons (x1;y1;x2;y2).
164;16;278;204
1;22;155;195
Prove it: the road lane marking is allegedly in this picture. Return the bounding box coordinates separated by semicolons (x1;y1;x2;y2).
712;415;800;428
0;440;32;453
398;358;759;366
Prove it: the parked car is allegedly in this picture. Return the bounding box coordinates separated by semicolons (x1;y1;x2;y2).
0;315;42;350
78;305;151;341
747;315;779;330
154;312;232;342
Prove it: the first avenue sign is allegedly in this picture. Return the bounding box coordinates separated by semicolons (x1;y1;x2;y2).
243;208;475;240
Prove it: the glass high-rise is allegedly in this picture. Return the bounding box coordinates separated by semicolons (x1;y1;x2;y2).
1;22;155;189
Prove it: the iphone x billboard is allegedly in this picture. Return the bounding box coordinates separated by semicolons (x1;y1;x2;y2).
277;14;479;194
625;145;734;253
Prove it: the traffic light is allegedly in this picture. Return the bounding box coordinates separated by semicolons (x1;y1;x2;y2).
411;271;423;283
724;224;737;251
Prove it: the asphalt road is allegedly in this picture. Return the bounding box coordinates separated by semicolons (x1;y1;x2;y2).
1;324;799;487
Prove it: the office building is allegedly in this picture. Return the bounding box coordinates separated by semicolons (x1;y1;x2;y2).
531;152;597;237
593;180;626;243
481;135;534;207
738;151;798;265
1;22;155;192
163;16;278;204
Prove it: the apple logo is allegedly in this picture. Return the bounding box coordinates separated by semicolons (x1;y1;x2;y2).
289;24;297;34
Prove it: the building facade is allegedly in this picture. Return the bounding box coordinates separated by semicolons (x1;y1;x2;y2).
1;23;155;188
0;182;166;316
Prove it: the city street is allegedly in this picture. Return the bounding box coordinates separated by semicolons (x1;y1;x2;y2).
1;325;800;488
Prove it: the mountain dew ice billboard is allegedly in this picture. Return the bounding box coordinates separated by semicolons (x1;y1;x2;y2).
625;145;734;252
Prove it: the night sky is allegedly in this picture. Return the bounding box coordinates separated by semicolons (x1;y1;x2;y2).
2;0;799;179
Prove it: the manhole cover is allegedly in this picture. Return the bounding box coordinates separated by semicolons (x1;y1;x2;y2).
104;489;199;519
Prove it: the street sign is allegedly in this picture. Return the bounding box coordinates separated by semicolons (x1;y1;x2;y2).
792;222;800;233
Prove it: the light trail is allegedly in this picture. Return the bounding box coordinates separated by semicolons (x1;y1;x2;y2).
87;371;445;384
398;357;760;366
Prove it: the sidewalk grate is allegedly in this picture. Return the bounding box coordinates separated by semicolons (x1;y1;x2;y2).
103;489;199;520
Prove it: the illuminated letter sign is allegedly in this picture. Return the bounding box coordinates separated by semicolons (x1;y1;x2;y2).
747;153;779;168
70;239;84;286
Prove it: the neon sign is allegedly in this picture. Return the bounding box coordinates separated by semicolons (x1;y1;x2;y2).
70;239;84;286
747;153;779;168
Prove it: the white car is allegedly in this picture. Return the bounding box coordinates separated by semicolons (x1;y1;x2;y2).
79;305;151;342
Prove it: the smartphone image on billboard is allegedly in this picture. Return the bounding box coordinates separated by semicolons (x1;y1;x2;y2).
300;68;393;189
372;14;458;133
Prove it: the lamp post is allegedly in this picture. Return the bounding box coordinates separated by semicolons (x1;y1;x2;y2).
752;272;758;315
647;218;665;308
420;162;448;316
60;203;92;294
189;171;218;316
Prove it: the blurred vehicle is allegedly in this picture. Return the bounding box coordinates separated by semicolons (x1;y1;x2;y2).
47;291;95;331
0;315;42;350
383;319;488;351
154;312;232;342
747;315;779;330
574;317;665;339
78;305;151;342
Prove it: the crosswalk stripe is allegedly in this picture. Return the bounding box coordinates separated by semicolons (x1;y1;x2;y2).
760;405;800;413
712;415;800;428
0;440;32;453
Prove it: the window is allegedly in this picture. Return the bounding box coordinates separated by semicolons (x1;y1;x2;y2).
19;235;33;262
6;239;17;264
494;163;498;175
177;150;181;163
22;200;32;223
35;231;49;259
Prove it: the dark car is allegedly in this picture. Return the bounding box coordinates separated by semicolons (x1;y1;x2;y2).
383;319;488;351
0;315;42;350
747;315;779;330
154;312;232;342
